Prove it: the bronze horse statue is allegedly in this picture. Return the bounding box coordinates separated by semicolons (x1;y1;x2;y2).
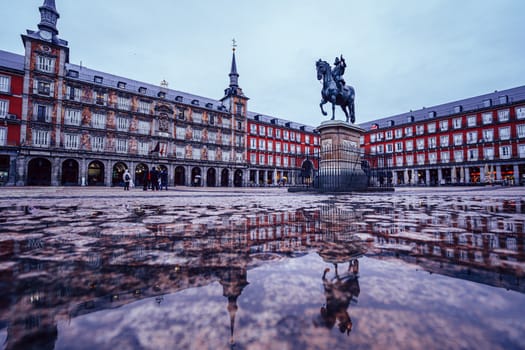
316;59;355;123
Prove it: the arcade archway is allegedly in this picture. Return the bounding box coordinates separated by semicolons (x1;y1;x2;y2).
87;161;105;186
234;169;243;187
61;159;79;185
27;157;52;186
175;166;185;186
207;168;216;187
221;169;229;187
112;162;127;186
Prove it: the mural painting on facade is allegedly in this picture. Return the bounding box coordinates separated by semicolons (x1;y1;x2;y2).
185;144;192;159
80;131;90;150
185;125;192;140
81;106;91;126
107;111;115;129
202;146;208;161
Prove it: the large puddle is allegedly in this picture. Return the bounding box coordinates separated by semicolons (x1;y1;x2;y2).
0;193;524;349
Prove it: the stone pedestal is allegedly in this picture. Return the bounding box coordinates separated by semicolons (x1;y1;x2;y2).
317;120;368;191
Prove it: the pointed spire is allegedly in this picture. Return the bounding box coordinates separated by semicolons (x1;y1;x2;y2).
38;0;60;35
229;38;239;88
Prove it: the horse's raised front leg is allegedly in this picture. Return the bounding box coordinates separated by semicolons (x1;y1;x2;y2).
320;99;328;116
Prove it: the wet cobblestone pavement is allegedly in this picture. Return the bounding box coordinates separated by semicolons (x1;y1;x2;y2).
0;186;524;349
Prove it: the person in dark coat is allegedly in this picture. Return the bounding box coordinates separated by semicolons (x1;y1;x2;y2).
142;169;149;191
160;168;168;190
150;167;159;191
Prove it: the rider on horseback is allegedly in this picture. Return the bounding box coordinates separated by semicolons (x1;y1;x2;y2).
332;55;347;93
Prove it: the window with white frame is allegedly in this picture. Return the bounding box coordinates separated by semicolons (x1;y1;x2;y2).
287;130;292;141
116;138;128;153
0;75;10;92
193;111;203;124
259;125;265;136
222;118;231;129
91;136;104;151
395;129;403;138
267;127;273;137
208;149;216;161
405;140;413;151
454;150;463;162
516;106;525;119
192;129;202;141
250;124;257;134
406;154;414;166
386;143;393;153
467;131;477;144
498;109;510;122
370;134;376;143
91;113;106;129
440;135;449;147
138;100;150;114
276;142;281;152
416;125;424;135
276;156;281;166
417;153;425;165
36;55;55;73
283;157;289;166
259;154;265;165
64;109;81;126
138;141;149;155
416;138;425;150
467;115;477;127
386;130;393;140
468;148;478;161
429;152;437;164
499;126;510;140
138;120;150;135
34;104;50;122
395;142;403;152
268;155;273;165
427;122;436;133
396;155;403;166
259;139;265;150
482;112;493;124
377;144;384;154
235;135;243;147
405;126;413;136
519;144;525;158
453;117;462;129
517;124;525;138
274;129;281;139
305;135;310;144
484;147;494;160
290;144;296;154
222;134;231;146
440;120;448;131
482;129;493;142
208;132;216;143
193;147;201;160
117;96;130;110
499;145;511;159
250;153;256;164
116;116;129;131
175;145;184;158
33;129;50;146
428;137;437;149
35;80;52;96
387;157;394;167
94;91;107;105
64;133;79;149
66;85;81;101
453;133;463;146
0;99;8;117
0;127;6;146
377;132;384;141
267;140;273;151
441;151;450;163
249;138;256;149
176;126;185;140
283;143;289;153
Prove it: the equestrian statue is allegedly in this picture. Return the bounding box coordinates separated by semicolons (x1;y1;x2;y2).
316;55;355;123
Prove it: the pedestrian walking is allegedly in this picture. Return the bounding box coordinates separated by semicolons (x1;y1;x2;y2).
123;169;131;191
160;168;168;190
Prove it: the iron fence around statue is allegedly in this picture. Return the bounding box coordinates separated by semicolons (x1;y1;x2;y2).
290;145;394;192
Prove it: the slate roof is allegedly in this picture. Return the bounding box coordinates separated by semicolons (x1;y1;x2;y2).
358;85;525;131
0;50;24;72
246;111;318;133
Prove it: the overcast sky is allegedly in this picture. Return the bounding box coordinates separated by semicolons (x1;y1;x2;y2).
2;0;525;126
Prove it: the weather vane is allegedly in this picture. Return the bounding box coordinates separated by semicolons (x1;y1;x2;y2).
232;38;237;52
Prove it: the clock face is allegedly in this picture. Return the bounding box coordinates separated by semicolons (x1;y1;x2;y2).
40;30;52;40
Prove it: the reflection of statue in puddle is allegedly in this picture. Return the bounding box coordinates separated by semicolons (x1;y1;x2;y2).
219;266;249;348
315;259;360;335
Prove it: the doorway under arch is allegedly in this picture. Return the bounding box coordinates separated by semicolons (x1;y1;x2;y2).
207;168;216;187
234;169;243;187
27;157;52;186
191;167;202;187
135;163;149;188
221;168;229;187
112;162;128;186
87;160;105;186
175;166;185;186
61;159;79;186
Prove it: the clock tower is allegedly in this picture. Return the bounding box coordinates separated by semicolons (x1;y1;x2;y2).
18;0;69;185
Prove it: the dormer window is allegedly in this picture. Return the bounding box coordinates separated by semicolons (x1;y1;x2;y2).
94;76;103;84
192;99;199;106
483;99;492;108
138;86;147;94
205;102;213;109
454;105;463;113
175;96;183;102
67;70;79;78
117;81;126;89
428;111;436;118
158;91;166;98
